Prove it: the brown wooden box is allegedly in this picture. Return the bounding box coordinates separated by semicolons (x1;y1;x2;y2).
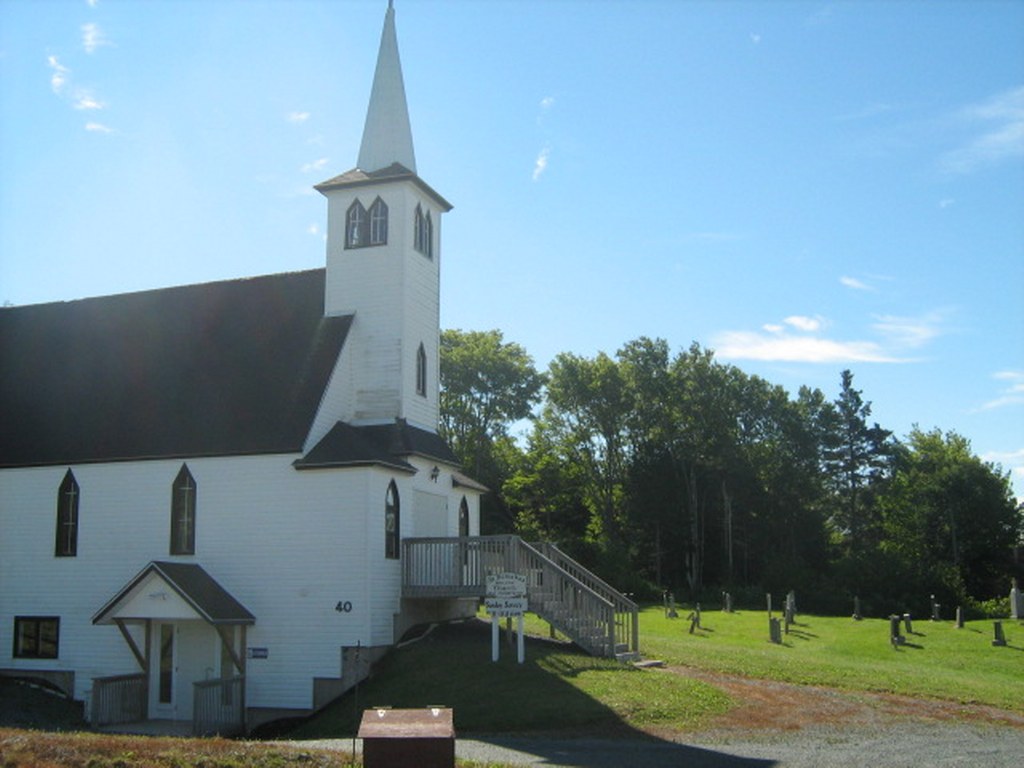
358;707;455;768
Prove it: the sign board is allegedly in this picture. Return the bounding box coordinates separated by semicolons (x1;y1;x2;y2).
485;597;528;616
247;647;269;659
486;572;526;599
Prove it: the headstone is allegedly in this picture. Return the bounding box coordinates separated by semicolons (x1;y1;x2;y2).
769;616;782;644
1011;579;1022;620
931;595;941;621
687;611;699;634
889;615;906;647
665;592;678;619
766;593;773;617
955;606;964;629
853;596;862;621
723;592;734;613
784;603;795;634
695;603;702;628
903;613;913;634
992;621;1007;647
786;590;797;616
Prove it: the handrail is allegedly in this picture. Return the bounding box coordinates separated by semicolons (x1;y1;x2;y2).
402;535;638;658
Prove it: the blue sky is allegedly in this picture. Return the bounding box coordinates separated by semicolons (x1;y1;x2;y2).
2;0;1022;497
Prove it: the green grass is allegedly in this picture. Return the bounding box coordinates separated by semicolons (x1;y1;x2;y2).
640;605;1024;712
288;617;731;739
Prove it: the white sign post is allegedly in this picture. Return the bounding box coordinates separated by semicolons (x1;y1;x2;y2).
485;572;527;663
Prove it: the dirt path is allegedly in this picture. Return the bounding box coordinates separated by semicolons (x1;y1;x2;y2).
660;664;1024;734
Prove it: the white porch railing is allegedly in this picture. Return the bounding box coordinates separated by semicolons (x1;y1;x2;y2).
193;676;245;736
91;672;146;726
402;535;638;659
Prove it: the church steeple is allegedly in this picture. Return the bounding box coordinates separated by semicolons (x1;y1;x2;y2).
358;0;416;174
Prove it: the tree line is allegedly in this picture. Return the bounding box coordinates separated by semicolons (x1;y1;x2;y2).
439;329;1023;616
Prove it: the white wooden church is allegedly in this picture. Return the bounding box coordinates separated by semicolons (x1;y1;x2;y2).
0;2;636;734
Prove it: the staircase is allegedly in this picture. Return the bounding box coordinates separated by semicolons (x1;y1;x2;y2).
402;535;639;660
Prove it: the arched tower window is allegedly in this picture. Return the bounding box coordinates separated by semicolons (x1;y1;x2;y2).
458;497;469;538
55;469;79;557
385;481;400;559
369;197;388;245
346;200;368;248
414;204;433;258
416;342;427;397
170;464;197;555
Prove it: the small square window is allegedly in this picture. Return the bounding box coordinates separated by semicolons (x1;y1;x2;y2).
13;616;60;659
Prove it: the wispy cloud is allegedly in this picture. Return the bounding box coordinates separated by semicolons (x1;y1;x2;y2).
300;157;329;173
871;310;946;350
74;91;104;110
84;121;112;133
714;330;900;363
532;144;551;181
976;371;1024;412
287;111;310;124
783;314;824;333
749;32;762;44
941;85;1024;174
716;309;947;364
48;55;69;94
82;22;110;54
840;275;873;291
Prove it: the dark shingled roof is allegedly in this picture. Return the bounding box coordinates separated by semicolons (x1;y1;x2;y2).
315;162;453;212
295;418;459;471
0;269;350;468
93;561;255;626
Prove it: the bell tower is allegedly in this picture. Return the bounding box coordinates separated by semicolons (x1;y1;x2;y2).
316;1;451;433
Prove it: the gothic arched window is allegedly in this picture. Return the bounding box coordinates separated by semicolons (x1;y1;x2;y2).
416;342;427;397
369;197;388;245
346;200;368;248
458;497;469;538
55;469;79;557
414;204;433;258
170;464;197;555
385;481;400;559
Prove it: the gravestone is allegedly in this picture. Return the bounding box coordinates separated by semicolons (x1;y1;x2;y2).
955;606;964;629
769;616;782;644
903;613;913;634
784;603;795;634
766;593;773;617
992;621;1007;647
853;596;862;621
889;615;906;647
723;592;734;613
930;595;941;621
665;592;678;619
1011;579;1022;620
687;611;699;634
695;603;702;628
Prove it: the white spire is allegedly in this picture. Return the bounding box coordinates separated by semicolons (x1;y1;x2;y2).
357;1;416;174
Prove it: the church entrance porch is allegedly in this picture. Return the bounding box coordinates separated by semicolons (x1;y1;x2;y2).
91;562;254;735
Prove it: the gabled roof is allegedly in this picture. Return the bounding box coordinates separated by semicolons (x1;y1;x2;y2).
294;418;459;471
0;269;350;468
93;561;255;626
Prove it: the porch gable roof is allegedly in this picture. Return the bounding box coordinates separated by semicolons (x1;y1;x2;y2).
93;561;255;626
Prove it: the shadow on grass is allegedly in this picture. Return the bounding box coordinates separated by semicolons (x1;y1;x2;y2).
278;618;776;767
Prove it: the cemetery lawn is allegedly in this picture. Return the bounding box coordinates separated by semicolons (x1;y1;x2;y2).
639;606;1024;713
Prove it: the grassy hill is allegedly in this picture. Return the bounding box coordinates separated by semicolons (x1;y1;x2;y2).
287;607;1022;740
